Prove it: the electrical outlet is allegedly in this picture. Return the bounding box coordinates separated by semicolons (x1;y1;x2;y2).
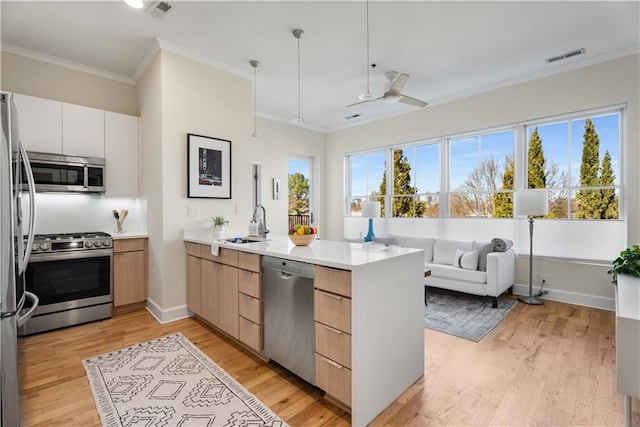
540;273;549;283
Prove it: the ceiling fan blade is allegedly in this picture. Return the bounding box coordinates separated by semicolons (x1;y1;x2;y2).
397;94;428;108
346;96;383;107
386;73;410;95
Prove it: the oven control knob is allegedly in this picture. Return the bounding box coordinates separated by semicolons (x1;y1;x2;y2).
85;240;93;248
32;243;40;252
102;240;111;247
41;243;50;251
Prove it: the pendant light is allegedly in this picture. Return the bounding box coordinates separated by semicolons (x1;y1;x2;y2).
250;59;261;138
291;28;305;124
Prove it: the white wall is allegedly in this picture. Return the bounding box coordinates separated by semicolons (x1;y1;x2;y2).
329;55;640;310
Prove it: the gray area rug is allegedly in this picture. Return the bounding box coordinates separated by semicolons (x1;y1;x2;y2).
424;287;517;342
83;333;286;427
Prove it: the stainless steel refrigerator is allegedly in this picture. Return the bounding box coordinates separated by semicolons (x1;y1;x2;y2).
1;92;39;425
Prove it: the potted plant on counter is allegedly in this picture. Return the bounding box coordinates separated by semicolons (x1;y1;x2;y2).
210;216;229;239
608;245;640;285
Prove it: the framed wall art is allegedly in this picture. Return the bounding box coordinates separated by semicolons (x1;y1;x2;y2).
187;133;232;199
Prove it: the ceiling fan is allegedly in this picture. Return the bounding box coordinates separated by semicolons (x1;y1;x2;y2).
347;71;428;108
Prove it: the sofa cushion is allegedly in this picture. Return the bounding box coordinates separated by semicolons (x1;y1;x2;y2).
453;249;479;270
426;263;487;284
373;236;397;245
394;235;435;263
472;241;494;271
433;239;473;265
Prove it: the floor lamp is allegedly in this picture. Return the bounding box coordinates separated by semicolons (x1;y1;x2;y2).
515;190;548;305
361;201;381;242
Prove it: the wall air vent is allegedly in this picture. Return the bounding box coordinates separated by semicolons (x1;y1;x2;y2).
345;114;361;120
144;1;173;21
546;48;585;64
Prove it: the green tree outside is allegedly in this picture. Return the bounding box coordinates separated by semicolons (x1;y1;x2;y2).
288;172;309;214
378;149;425;217
600;149;618;219
575;118;602;218
527;128;546;189
492;155;514;218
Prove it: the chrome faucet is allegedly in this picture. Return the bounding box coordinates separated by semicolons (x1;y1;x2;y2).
252;204;270;238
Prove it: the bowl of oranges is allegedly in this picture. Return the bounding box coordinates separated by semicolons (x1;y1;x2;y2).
288;224;317;246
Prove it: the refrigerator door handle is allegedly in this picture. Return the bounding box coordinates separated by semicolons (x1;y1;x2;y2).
19;143;36;273
17;291;39;327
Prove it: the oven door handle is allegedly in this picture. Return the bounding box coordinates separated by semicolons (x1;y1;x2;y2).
17;291;39;328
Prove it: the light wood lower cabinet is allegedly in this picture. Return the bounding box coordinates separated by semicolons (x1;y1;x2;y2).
113;238;147;307
314;265;352;407
185;243;262;351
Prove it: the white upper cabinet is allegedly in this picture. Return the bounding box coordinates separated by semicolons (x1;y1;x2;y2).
105;111;139;197
62;103;104;158
12;93;63;153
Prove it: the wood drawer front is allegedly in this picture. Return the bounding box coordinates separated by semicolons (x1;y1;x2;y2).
314;290;351;334
114;238;145;253
315;266;351;298
239;316;262;352
315;353;351;407
239;293;261;324
315;322;351;369
238;252;261;273
185;242;200;257
238;270;260;298
201;246;239;266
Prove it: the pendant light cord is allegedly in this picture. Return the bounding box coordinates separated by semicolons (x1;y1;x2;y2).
365;0;370;95
253;64;257;134
297;33;302;120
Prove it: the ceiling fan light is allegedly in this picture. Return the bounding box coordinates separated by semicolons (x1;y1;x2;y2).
385;95;401;103
123;0;144;9
358;92;377;101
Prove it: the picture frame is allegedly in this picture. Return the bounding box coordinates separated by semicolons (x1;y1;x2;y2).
187;133;232;199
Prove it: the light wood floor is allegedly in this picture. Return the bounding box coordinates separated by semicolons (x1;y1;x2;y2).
18;298;639;426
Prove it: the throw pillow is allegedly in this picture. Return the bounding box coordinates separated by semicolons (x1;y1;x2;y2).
453;249;479;270
472;241;494;271
395;236;435;263
373;236;397;245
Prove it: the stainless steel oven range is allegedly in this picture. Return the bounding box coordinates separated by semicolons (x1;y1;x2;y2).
18;231;113;335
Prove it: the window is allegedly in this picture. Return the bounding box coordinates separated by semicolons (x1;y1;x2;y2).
448;130;514;218
389;143;440;217
347;150;385;216
525;111;620;219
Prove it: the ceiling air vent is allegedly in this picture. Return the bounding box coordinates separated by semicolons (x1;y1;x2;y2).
546;48;585;64
144;1;173;21
345;114;361;120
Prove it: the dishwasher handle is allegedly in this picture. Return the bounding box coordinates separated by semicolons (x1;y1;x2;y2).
278;271;293;280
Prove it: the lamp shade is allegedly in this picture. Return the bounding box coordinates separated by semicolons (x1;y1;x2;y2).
515;190;548;216
361;201;381;218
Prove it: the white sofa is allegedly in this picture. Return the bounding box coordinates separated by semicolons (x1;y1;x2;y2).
376;235;515;308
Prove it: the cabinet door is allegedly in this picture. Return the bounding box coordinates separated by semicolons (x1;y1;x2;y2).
12;93;63;153
201;259;219;326
105;111;139;197
187;255;202;316
62;103;104;157
114;250;146;306
218;264;239;339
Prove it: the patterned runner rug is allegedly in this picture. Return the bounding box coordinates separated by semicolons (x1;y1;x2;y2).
83;333;286;427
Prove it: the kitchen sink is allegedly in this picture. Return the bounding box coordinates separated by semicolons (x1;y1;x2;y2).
220;237;267;244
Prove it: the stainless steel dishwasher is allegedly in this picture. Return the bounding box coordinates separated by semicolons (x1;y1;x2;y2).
262;256;315;385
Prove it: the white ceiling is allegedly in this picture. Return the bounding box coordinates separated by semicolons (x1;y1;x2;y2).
2;1;638;132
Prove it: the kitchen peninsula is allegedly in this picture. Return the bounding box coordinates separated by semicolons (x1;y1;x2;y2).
183;229;425;426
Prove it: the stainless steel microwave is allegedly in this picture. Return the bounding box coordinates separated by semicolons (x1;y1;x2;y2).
22;151;105;193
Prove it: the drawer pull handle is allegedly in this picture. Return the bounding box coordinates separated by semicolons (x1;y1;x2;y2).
241;293;256;302
241;316;256;325
321;292;343;301
320;323;342;335
320;355;343;369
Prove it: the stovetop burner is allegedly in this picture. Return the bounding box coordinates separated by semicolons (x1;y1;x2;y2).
27;232;113;254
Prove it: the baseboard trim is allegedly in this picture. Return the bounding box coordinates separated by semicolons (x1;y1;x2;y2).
145;299;192;324
512;284;614;312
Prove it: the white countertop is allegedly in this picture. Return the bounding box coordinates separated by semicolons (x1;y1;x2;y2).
183;227;423;270
112;233;148;240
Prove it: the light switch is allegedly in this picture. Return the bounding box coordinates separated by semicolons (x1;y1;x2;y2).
187;205;200;217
